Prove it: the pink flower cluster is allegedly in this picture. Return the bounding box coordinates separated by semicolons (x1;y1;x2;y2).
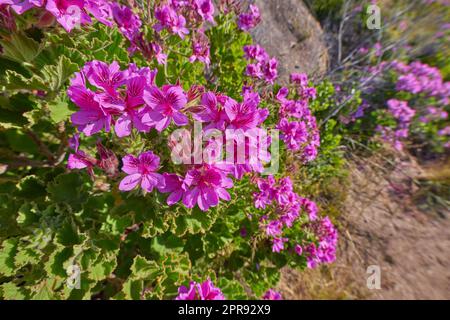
262;289;282;300
153;0;215;65
67;61;272;211
175;279;225;300
0;0;169;63
377;99;416;151
68;61;159;137
392;61;450;105
237;4;260;31
243;44;278;84
253;176;320;253
276;73;320;162
67;133;118;179
304;216;338;269
253;176;337;267
0;0;112;32
419;106;448;124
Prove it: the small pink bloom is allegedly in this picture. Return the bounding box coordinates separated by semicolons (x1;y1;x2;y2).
119;151;162;192
142;85;188;131
262;289;282;300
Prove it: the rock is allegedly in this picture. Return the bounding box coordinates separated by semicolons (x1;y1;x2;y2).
248;0;329;83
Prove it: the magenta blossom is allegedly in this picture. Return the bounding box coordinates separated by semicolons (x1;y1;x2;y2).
45;0;91;32
83;60;127;96
272;237;288;253
176;279;225;300
189;30;211;66
154;4;189;38
192;91;228;130
68;72;121;136
111;2;142;40
67;133;96;177
143;85;188;131
3;0;43;14
114;76;151;137
266;220;283;237
262;289;282;300
158;173;185;205
224;92;268;131
195;0;214;23
238;4;260;31
118;151;162;192
294;244;303;256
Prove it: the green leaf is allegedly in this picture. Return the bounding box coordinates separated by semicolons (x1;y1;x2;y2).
1;282;27;300
0;32;43;63
15;246;42;268
56;220;81;246
40;55;78;92
121;279;143;300
1;70;47;91
130;255;160;280
48;99;74;123
47;172;88;211
88;258;116;282
45;246;74;277
151;234;184;257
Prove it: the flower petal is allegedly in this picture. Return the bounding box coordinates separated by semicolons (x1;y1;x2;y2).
119;173;142;191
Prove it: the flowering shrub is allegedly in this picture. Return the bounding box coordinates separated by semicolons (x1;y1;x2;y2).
0;1;339;300
341;58;450;155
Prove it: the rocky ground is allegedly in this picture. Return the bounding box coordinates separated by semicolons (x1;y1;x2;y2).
279;155;450;299
249;0;329;83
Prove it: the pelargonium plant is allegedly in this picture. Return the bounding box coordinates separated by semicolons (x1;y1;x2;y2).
0;0;338;300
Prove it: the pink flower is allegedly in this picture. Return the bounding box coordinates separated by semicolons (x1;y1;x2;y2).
67;133;95;177
262;289;282;300
290;73;308;86
68;73;120;136
243;45;268;62
83;60;127;96
158;173;185;205
176;279;225;300
193;91;227;130
114;76;151;137
189;30;211;66
151;42;168;65
195;0;214;23
182;165;233;211
294;244;303;256
154;5;189;38
5;0;43;14
238;4;260;31
266;220;283;237
224;92;268;131
142;85;188;131
85;0;112;27
118;151;162;192
111;3;142;40
272;237;288;253
387;99;416;122
175;281;197;300
307;217;338;267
